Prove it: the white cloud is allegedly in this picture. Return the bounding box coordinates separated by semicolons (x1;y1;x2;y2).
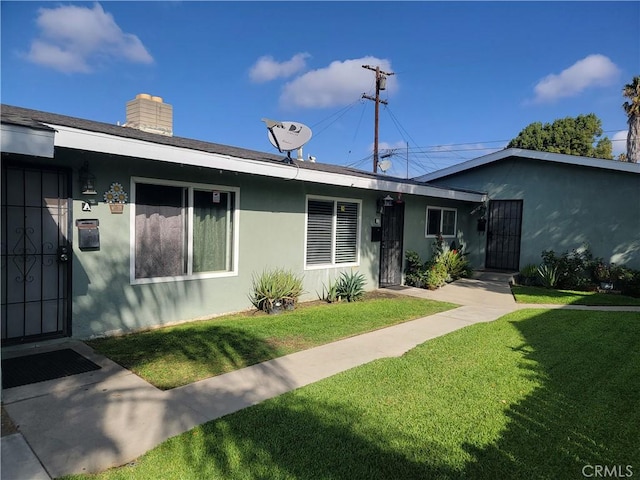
612;130;628;157
249;53;310;82
532;54;620;103
280;56;397;109
26;3;153;73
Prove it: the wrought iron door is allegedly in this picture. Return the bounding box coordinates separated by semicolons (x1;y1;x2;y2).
2;164;72;344
379;202;405;287
485;200;523;271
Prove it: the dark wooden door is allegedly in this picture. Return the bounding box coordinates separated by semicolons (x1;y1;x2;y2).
485;200;523;271
2;164;72;344
379;202;405;287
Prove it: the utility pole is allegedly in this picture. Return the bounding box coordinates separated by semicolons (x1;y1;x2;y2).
362;65;394;173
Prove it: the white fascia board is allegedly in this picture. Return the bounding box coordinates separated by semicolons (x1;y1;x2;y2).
50;125;485;203
1;123;55;158
416;148;640;182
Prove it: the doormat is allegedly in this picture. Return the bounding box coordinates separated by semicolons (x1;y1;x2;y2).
2;349;101;389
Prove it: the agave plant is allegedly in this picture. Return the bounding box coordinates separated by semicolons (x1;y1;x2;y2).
537;264;558;289
335;271;366;302
250;268;304;313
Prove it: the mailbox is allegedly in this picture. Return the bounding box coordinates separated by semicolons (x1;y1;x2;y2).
76;219;100;250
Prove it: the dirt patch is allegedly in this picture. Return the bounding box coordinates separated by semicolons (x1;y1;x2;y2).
1;405;19;436
266;335;315;351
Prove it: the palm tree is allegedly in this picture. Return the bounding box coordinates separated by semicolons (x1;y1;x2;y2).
622;76;640;163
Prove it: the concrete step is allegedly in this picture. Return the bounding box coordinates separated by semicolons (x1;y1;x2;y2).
471;270;517;283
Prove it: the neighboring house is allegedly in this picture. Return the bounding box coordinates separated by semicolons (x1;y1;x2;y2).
1;100;485;344
416;149;640;272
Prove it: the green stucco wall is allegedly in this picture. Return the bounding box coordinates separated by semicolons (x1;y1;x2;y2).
4;149;481;339
429;157;640;271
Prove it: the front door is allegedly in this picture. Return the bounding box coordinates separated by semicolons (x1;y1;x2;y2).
379;202;405;287
1;163;72;345
485;199;523;271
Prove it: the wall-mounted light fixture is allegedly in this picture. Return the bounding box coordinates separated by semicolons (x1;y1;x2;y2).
79;161;97;195
383;195;394;207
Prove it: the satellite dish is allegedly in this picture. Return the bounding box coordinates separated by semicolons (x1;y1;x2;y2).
378;159;392;172
262;118;312;153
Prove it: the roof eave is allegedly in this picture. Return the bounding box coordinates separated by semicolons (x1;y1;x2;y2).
50;124;485;203
415;148;640;182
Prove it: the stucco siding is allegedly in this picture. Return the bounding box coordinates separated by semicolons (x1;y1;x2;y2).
47;150;388;338
428;157;640;270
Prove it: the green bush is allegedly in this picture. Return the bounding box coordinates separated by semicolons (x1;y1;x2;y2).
425;262;448;290
404;251;426;287
335;271;366;302
438;249;472;281
404;244;471;290
517;264;540;286
541;246;597;290
250;268;304;313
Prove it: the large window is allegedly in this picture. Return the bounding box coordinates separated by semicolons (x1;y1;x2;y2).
306;197;360;267
132;179;238;282
426;206;457;237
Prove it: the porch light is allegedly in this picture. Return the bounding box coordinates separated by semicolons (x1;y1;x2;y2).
383;195;394;207
79;161;97;195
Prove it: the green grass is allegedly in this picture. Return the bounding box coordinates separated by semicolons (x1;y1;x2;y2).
67;309;640;480
87;295;457;389
512;285;640;306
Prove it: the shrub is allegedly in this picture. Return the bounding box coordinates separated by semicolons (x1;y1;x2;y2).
404;251;425;288
618;268;640;298
537;264;558;289
404;241;472;290
250;268;304;313
541;246;597;290
517;264;540;286
335;271;366;302
318;279;340;303
438;249;472;281
424;262;448;290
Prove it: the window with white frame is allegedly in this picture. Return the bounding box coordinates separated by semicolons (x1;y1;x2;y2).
132;179;238;281
306;197;360;267
426;206;457;237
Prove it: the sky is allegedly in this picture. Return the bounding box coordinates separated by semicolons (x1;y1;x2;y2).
1;1;638;179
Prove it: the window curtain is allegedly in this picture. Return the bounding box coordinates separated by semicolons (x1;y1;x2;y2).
135;184;185;278
193;191;230;273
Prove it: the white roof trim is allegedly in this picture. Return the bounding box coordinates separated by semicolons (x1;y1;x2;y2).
415;148;640;182
49;124;486;203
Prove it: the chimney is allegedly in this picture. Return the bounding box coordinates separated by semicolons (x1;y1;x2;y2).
125;93;173;136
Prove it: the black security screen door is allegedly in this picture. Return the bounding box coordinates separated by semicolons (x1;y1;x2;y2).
379;202;405;287
1;164;72;344
485;200;523;271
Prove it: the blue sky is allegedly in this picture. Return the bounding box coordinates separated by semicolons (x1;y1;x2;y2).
2;1;638;178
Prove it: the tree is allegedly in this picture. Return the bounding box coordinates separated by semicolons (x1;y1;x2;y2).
622;75;640;163
507;113;613;159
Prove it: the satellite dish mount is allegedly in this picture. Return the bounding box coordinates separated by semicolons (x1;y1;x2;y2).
262;118;313;163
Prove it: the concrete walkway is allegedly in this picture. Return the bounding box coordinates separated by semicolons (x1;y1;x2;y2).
2;273;638;479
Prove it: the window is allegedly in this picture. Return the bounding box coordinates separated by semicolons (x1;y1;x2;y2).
306;197;360;267
426;207;457;237
132;179;238;282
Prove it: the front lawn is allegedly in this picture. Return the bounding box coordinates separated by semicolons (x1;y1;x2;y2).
67;309;640;480
87;295;456;389
511;285;640;306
